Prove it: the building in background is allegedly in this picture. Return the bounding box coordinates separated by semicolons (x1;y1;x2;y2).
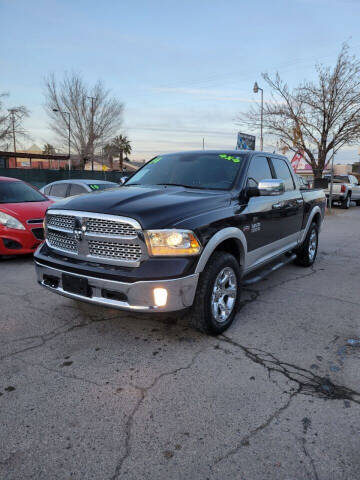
7;144;68;169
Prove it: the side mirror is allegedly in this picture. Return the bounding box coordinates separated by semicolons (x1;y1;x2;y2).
258;179;285;196
120;176;129;185
247;179;285;197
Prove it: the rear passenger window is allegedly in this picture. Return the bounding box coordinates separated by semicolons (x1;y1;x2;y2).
247;156;272;187
44;186;51;195
69;183;87;196
50;183;68;198
272;158;295;191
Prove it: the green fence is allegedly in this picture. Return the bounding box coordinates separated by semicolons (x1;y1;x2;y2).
0;168;125;188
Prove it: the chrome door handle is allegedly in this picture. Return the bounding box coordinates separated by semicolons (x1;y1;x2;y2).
272;203;282;209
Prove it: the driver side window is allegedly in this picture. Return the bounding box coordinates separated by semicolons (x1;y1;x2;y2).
247;156;272;187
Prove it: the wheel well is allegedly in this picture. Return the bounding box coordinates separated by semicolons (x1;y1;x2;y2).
213;238;243;265
312;212;321;227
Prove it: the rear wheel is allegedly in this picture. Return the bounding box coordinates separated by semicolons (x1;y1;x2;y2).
189;252;241;335
294;222;318;267
341;194;351;209
355;200;360;206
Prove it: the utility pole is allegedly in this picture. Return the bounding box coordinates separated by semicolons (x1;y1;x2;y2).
87;96;96;172
8;109;18;168
253;82;264;151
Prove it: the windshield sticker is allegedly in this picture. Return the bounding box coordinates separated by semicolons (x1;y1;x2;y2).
219;154;241;163
89;184;100;190
149;156;162;164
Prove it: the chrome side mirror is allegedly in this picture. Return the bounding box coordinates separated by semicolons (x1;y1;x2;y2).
258;179;285;196
120;176;129;185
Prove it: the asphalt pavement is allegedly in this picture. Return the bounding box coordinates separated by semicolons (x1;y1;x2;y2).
1;207;360;480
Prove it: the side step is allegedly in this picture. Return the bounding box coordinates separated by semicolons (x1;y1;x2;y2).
243;254;297;286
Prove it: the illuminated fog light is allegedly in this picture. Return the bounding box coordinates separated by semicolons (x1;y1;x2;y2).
154;287;168;307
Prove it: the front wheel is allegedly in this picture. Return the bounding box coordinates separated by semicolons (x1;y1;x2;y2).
294;222;319;267
189;252;241;335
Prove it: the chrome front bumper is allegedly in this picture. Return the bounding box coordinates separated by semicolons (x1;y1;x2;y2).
34;261;199;312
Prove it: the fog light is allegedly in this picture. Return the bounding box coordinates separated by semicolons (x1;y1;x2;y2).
153;287;168;307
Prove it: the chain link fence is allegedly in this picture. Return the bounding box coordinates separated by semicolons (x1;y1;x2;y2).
0;168;126;188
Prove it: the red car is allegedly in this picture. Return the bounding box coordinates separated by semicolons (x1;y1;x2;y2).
0;177;53;256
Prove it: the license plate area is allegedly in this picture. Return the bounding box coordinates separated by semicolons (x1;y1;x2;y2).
62;274;92;297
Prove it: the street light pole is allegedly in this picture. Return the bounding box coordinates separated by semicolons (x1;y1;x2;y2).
53;109;71;172
253;82;264;151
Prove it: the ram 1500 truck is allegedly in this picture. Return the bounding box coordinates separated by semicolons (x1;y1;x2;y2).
324;174;360;209
34;150;326;334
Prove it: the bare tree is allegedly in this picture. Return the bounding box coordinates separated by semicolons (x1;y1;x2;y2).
103;142;115;171
44;73;124;169
0;93;29;150
238;44;360;179
0;93;10;146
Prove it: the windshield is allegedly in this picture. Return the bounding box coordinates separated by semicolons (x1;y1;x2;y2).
0;181;47;203
88;183;118;191
126;152;246;190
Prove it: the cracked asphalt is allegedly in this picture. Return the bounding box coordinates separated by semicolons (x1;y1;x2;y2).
1;208;360;480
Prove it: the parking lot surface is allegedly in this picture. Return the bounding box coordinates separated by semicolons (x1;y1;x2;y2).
1;208;360;480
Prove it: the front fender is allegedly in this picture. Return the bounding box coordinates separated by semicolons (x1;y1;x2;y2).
195;227;247;274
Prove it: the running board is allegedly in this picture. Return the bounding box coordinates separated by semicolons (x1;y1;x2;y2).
243;254;297;286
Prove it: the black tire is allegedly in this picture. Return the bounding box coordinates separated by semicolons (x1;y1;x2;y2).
355;200;360;206
341;194;351;209
189;251;241;335
294;222;319;267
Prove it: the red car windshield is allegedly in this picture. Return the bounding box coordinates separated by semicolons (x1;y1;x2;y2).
0;181;47;203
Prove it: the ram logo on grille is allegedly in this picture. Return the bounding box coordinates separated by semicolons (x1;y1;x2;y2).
46;211;145;266
73;218;86;242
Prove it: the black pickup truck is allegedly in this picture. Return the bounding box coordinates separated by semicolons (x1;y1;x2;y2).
34;150;326;334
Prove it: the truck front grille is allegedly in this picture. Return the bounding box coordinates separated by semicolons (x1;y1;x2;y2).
45;210;145;266
47;230;78;252
88;240;141;260
47;214;75;231
86;218;136;236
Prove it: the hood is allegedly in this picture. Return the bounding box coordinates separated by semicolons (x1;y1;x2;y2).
0;201;52;222
49;185;230;229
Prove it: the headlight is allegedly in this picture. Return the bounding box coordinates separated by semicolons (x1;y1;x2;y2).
0;212;25;230
145;229;201;256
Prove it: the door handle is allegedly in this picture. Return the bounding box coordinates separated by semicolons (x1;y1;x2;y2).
272;202;282;209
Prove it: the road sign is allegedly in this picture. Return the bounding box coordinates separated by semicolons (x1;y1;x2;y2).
102;164;108;171
236;133;256;150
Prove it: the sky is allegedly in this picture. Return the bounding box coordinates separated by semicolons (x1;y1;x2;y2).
1;0;360;163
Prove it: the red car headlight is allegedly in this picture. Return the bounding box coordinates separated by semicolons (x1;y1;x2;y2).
0;212;25;230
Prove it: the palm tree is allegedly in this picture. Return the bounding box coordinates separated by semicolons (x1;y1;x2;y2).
111;135;132;171
42;143;56;168
42;143;55;155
